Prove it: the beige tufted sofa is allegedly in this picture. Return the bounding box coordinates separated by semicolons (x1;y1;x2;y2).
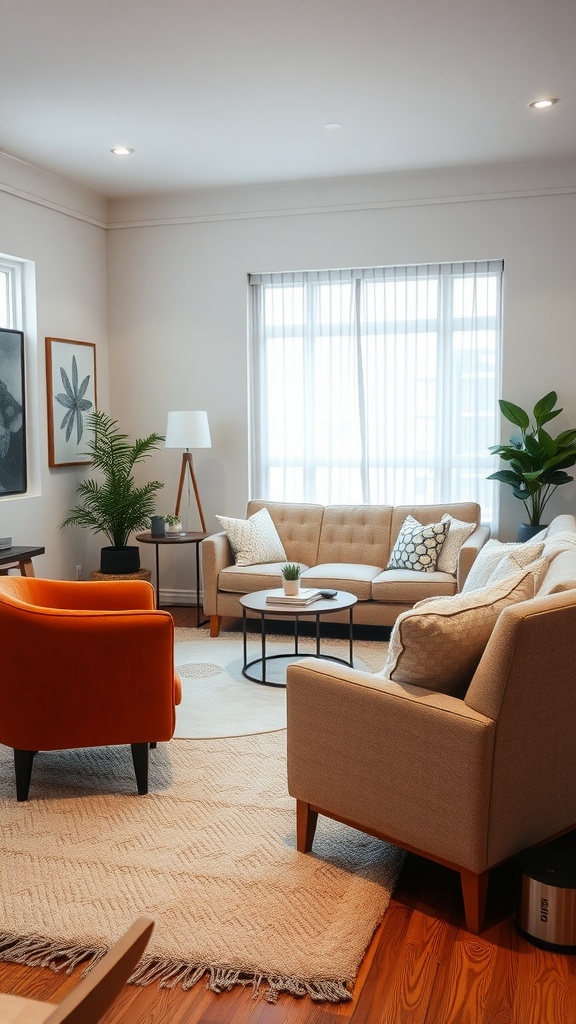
286;514;576;934
201;498;489;636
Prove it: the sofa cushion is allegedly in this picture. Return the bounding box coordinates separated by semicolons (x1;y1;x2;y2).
387;515;449;573
380;568;537;695
301;563;382;601
219;562;311;594
216;508;286;566
371;568;458;604
436;514;477;575
462;539;544;593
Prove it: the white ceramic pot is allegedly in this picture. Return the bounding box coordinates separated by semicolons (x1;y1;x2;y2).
282;578;300;596
166;523;183;535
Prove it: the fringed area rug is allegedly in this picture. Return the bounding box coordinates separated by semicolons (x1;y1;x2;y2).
0;732;404;1003
173;626;389;738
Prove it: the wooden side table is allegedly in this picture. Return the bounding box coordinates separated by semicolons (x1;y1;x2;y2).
90;569;152;583
0;545;45;577
135;531;208;625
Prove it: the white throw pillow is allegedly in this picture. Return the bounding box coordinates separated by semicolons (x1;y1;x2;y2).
216;507;287;566
387;515;449;573
462;539;544;593
380;567;537;695
436;514;477;575
486;553;548;591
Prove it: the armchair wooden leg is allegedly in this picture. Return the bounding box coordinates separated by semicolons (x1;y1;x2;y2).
460;868;489;934
130;743;149;795
210;615;222;637
14;749;36;802
296;800;319;853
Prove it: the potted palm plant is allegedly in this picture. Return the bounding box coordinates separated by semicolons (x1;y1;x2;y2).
62;410;164;573
488;391;576;541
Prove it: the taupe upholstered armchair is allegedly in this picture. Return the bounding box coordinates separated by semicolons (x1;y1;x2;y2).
286;589;576;933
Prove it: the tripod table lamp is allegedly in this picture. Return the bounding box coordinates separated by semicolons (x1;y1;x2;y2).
165;410;211;531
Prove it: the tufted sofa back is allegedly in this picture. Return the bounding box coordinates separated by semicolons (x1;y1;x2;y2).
316;505;393;566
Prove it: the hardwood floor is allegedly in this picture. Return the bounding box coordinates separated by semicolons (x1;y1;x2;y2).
1;607;575;1023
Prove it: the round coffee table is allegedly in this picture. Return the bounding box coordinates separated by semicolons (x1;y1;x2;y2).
239;589;357;687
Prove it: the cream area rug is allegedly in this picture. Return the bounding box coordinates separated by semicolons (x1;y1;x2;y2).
174;627;389;738
0;733;404;1003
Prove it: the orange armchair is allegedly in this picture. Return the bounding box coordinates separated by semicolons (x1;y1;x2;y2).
0;576;181;801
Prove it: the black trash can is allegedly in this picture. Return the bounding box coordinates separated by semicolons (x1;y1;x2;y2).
516;831;576;952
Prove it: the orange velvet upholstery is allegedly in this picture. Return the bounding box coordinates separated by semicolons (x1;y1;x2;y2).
0;576;181;800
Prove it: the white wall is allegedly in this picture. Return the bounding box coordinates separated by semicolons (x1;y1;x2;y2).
2;153;576;589
0;154;108;579
107;156;576;601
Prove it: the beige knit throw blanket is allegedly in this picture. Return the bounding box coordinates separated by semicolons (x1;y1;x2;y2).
0;732;404;1003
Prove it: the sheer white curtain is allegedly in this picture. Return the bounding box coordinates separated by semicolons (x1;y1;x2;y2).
249;261;502;524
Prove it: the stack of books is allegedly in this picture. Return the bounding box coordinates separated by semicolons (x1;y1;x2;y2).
266;588;323;606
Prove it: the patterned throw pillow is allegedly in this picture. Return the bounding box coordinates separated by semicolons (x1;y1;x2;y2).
462;539;544;593
436;514;477;575
216;507;287;566
387;515;449;573
380;567;537;695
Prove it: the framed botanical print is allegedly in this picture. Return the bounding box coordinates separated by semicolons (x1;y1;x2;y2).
0;327;27;495
46;338;97;467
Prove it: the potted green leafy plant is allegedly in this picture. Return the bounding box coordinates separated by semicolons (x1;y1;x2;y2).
62;410;164;573
281;562;301;595
164;513;183;535
488;391;576;540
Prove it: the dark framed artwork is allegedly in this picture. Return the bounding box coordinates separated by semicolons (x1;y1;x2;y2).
46;337;97;467
0;327;27;495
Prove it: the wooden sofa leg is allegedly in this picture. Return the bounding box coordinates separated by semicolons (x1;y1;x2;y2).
460;868;489;934
130;743;149;795
210;615;222;637
14;749;36;802
296;800;319;853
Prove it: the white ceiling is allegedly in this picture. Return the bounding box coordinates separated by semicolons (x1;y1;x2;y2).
1;0;575;199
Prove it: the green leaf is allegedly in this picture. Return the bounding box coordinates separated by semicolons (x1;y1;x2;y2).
499;400;530;430
555;429;576;449
533;391;558;423
536;428;557;459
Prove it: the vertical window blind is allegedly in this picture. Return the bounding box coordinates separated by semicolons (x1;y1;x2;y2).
249;260;502;524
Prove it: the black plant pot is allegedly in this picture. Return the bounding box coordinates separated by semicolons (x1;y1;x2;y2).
100;546;141;575
517;524;547;543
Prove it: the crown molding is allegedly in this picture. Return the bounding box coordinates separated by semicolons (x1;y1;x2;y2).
0;179;107;229
106;184;576;230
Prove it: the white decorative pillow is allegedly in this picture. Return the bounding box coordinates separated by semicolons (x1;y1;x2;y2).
216;507;287;566
462;539;544;593
486;553;548;591
387;515;449;573
436;514;477;575
380;568;537;695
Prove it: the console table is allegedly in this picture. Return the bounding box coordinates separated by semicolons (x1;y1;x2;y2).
0;545;45;577
135;531;208;625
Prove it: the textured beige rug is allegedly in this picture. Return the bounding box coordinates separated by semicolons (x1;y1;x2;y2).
174;627;389;738
0;732;404;1003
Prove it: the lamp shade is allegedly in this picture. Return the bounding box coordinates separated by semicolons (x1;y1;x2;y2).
165;411;211;449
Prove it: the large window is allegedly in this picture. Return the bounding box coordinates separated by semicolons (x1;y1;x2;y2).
249;261;502;523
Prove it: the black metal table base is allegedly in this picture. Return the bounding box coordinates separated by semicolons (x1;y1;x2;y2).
242;608;354;687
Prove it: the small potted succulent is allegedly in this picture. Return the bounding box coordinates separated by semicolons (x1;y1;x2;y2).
164;513;183;535
281;562;301;595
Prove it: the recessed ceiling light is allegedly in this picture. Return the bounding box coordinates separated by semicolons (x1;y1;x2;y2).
110;146;134;156
324;122;343;130
529;98;559;109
